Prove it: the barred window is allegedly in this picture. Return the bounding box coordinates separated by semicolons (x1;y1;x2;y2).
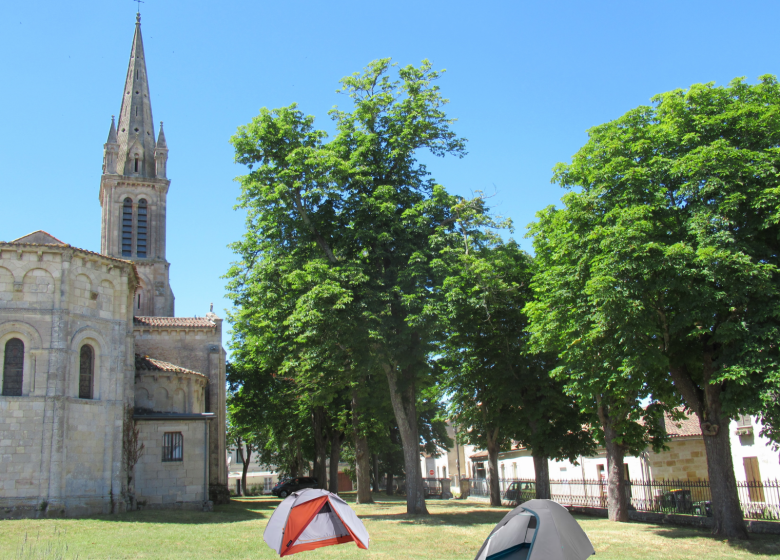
2;338;24;396
78;345;94;399
122;198;133;257
136;199;147;258
162;432;183;462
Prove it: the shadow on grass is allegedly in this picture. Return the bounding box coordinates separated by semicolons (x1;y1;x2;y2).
81;497;280;525
650;526;780;556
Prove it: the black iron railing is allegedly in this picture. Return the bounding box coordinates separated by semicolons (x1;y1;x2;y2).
464;477;780;521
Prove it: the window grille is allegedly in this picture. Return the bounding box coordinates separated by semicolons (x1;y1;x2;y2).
162;432;183;462
79;345;93;399
122;198;133;257
2;338;24;396
136;199;147;258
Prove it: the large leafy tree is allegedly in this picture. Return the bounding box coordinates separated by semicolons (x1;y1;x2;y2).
528;76;780;539
438;230;594;506
229;59;466;515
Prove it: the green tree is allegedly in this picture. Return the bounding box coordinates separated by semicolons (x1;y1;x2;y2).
226;398;262;496
229;58;466;515
528;76;780;539
438;231;594;505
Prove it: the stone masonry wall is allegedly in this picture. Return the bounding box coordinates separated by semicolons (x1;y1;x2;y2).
0;244;136;518
133;326;227;491
648;437;709;480
134;419;208;508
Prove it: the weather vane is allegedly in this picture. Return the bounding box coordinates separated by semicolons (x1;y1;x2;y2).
134;0;144;13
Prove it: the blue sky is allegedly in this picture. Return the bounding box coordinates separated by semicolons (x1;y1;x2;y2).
1;0;777;325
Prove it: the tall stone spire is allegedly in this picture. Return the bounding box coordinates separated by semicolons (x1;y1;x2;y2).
116;13;157;177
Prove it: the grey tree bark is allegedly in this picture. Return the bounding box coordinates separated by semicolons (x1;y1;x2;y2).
313;406;328;490
532;453;550;500
486;429;502;507
598;404;629;522
329;433;342;494
382;360;428;515
353;389;374;504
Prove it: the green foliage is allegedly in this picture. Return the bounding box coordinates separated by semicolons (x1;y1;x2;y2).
228;58;468;514
528;76;780;536
437;229;594;463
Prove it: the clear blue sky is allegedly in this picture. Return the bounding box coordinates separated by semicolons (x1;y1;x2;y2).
1;0;777;324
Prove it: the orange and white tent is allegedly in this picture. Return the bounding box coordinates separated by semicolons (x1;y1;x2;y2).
264;489;370;556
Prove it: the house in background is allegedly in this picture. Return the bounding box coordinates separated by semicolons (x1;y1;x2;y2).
462;411;779;487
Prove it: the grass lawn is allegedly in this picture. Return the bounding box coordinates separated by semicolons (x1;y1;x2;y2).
1;493;778;559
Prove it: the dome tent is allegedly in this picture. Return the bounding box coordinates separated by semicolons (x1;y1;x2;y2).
263;488;370;556
474;499;595;560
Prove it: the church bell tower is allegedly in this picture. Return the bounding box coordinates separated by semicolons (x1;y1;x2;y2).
100;13;174;317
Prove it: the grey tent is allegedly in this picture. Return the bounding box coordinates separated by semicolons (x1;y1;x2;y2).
474;499;595;560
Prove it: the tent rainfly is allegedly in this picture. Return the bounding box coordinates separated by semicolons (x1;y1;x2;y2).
263;489;370;556
474;499;595;560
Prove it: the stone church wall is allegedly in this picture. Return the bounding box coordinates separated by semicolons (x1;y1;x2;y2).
0;244;137;518
134;419;209;509
133;325;227;493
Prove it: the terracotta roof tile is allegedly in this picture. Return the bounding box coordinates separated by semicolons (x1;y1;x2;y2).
135;354;206;378
664;409;702;438
133;316;216;328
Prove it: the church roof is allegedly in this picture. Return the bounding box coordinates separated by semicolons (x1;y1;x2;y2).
1;237;140;282
116;13;158;177
135;354;207;378
133;316;217;328
11;230;66;245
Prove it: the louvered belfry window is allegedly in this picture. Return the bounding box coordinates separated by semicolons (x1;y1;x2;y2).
79;345;94;399
162;432;183;462
137;199;148;258
122;198;133;257
2;338;24;397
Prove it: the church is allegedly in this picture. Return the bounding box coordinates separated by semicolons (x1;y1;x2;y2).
0;14;228;517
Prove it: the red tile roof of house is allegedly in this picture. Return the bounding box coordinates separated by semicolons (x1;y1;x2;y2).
664;409;702;438
133;316;216;329
134;354;206;378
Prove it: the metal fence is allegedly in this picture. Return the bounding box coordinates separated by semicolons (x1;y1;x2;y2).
465;478;780;521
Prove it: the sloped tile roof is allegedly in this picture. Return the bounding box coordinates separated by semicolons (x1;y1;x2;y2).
135;354;206;378
664;409;702;438
133;316;216;328
11;230;66;245
0;240;139;282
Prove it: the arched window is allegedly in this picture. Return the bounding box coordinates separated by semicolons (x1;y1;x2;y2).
122;198;133;257
134;155;140;173
2;338;24;396
79;345;94;399
137;199;148;258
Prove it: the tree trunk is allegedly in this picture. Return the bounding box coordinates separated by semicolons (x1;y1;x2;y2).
699;388;748;539
599;405;629;522
353;389;374;504
241;445;252;496
235;437;246;496
532;453;550;500
372;453;380;492
486;429;502;507
313;406;328;490
386;472;394;495
669;360;748;540
382;361;428;515
329;434;341;494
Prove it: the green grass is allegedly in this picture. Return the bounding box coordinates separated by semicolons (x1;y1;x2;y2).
0;494;778;559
